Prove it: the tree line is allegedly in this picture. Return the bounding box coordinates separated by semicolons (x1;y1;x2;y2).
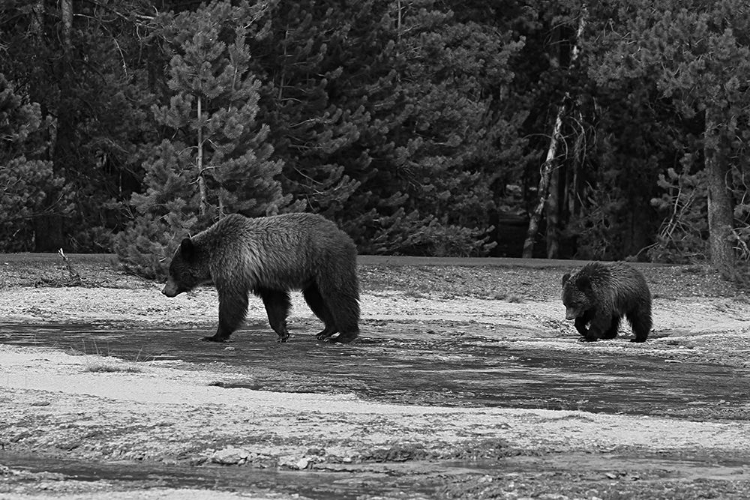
1;0;749;279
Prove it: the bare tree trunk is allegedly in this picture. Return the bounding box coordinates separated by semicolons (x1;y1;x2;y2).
197;95;208;217
61;0;73;55
567;118;585;216
29;0;44;38
523;112;563;258
544;26;563;260
546;158;560;258
34;0;70;251
396;0;402;46
523;10;587;259
704;106;735;277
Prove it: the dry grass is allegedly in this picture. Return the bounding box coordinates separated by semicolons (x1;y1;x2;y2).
83;359;143;373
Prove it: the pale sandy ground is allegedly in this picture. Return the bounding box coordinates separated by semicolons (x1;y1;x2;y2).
2;286;750;499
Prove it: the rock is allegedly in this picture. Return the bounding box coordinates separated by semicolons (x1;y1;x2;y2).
211;446;250;465
278;455;315;470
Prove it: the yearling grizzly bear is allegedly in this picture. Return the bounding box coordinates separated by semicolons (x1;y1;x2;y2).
561;262;652;343
162;212;360;344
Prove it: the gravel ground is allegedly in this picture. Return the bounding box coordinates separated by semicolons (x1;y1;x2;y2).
2;254;750;499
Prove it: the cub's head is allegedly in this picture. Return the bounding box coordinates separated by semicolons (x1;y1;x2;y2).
561;272;593;320
162;238;210;297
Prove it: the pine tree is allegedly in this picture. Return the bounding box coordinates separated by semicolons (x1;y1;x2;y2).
253;0;527;256
254;0;371;219
356;2;524;255
589;0;750;274
0;74;66;251
115;0;288;278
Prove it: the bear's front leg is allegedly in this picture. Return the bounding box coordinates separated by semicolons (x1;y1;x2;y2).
204;288;249;342
315;325;338;341
584;315;613;342
573;317;589;337
328;330;359;343
202;321;234;342
202;334;228;342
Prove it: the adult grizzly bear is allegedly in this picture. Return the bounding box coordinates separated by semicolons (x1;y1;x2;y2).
162;212;360;344
561;262;652;343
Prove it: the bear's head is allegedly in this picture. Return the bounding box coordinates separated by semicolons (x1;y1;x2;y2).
561;272;593;320
162;237;211;297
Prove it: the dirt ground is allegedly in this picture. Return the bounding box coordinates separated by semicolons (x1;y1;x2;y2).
1;254;750;499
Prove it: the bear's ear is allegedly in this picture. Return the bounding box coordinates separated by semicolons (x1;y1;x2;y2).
180;237;195;258
562;273;571;286
577;275;592;291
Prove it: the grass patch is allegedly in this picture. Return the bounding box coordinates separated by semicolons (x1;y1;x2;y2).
493;292;523;303
79;342;146;373
83;358;143;373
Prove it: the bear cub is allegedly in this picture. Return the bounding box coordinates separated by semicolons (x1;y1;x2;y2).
561;262;652;343
162;212;360;344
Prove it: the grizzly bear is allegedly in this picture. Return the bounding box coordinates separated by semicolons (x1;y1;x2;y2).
162;212;360;344
561;262;652;343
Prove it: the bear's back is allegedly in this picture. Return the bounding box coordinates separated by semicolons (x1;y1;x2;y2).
564;261;649;306
198;213;355;290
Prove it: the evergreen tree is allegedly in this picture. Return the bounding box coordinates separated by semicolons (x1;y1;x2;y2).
115;0;288;278
0;0;164;252
254;0;527;256
589;0;750;273
358;2;525;255
254;0;367;220
0;74;67;251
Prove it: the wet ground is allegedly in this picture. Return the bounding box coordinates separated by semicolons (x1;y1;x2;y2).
0;451;446;499
3;319;750;498
4;449;750;500
2;320;749;418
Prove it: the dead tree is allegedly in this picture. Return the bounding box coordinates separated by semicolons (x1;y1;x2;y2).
522;10;587;259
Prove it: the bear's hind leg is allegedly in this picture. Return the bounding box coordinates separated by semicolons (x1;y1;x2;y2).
257;288;291;342
313;257;360;344
600;315;621;339
205;288;249;342
627;304;652;343
303;284;338;340
317;287;360;344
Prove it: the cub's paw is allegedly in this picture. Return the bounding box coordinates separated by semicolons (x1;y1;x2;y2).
315;329;336;341
328;333;358;344
202;335;228;343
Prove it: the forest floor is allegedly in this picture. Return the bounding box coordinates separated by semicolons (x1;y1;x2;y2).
2;254;750;499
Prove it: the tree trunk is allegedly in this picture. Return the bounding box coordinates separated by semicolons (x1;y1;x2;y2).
704;106;734;276
523;10;586;259
29;0;44;38
61;0;73;55
566;116;584;217
545;143;561;258
522;111;563;258
544;26;563;260
34;0;71;252
197;95;208;217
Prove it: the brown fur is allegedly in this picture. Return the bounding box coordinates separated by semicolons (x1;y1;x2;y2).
561;262;652;343
163;213;360;343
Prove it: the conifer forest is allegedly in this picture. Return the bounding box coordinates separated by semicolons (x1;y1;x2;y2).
2;0;750;279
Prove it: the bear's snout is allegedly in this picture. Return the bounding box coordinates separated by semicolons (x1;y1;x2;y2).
565;308;577;320
162;278;180;298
